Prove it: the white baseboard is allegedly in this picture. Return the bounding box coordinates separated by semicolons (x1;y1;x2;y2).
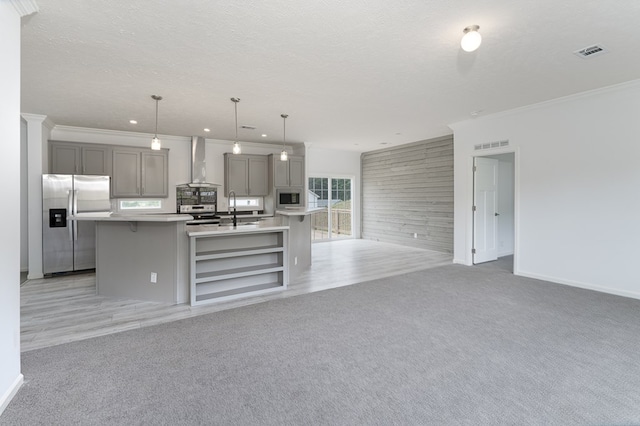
517;271;640;301
0;374;24;416
452;258;470;266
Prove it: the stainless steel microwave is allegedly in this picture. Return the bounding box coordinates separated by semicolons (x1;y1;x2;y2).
276;188;303;208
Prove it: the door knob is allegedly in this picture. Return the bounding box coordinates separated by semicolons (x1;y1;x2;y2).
495;212;500;216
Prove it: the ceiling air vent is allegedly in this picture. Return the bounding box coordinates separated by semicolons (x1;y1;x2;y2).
573;44;608;59
474;140;509;151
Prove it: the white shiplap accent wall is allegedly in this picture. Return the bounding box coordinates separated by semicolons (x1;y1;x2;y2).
361;135;453;253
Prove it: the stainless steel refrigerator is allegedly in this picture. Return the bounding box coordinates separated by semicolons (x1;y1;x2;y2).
42;174;111;274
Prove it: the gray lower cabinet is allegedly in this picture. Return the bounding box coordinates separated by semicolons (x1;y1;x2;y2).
112;148;168;198
224;153;269;196
270;154;304;188
49;141;110;175
190;230;288;305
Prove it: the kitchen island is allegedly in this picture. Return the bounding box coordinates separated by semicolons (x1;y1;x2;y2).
73;213;192;304
275;207;325;281
186;218;289;305
74;213;298;306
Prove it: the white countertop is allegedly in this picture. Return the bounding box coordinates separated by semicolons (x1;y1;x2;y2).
275;207;326;216
218;213;274;219
71;213;193;222
186;217;289;236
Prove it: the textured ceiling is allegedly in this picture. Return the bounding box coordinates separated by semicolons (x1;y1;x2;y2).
20;0;640;152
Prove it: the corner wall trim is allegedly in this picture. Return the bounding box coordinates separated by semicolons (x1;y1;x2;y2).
0;374;24;416
517;271;640;301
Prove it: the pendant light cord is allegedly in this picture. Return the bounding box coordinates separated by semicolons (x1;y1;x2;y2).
234;101;238;142
154;99;159;138
281;113;288;149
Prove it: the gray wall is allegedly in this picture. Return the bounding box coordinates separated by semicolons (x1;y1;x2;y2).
361;135;453;253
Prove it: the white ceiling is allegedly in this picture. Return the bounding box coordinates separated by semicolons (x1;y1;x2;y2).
20;0;640;152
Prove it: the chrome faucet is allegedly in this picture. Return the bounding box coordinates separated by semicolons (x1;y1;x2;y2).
228;190;237;228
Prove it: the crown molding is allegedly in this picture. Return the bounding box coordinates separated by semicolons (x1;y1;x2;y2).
450;78;640;131
10;0;38;17
21;112;46;122
52;125;191;143
51;124;300;150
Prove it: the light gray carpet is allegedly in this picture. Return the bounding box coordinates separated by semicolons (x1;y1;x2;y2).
475;255;513;273
3;264;640;425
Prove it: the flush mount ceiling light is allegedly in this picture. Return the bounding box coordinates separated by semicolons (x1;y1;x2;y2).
461;25;482;52
150;95;163;150
230;97;241;154
280;113;289;161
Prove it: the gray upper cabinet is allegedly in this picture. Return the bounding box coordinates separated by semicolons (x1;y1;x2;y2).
270;154;305;188
288;156;305;187
50;141;109;175
141;151;168;197
112;148;168;198
81;145;109;175
50;140;168;198
248;156;268;195
224;153;269;196
112;149;141;197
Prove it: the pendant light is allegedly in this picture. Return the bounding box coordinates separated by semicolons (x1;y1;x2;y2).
231;97;241;154
461;25;482;52
151;95;163;150
280;113;289;161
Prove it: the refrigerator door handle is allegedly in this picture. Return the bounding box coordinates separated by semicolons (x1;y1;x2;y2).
67;190;73;241
73;190;78;240
73;189;78;215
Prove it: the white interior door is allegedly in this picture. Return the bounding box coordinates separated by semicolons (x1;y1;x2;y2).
473;157;499;264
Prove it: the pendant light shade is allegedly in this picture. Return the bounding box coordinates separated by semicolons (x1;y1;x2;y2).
461;25;482;52
151;95;162;150
280;113;288;161
231;97;241;154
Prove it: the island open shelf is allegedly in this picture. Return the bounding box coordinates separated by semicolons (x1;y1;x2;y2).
189;229;288;305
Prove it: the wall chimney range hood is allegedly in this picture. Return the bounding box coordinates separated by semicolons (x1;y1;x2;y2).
182;136;220;188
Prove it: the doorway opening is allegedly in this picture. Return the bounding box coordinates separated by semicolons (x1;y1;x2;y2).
308;177;353;241
472;152;515;273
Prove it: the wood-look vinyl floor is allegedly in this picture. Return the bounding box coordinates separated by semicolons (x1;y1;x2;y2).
21;239;452;352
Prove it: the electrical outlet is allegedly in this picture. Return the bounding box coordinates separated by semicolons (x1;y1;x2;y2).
150;272;157;283
294;256;298;265
413;233;418;239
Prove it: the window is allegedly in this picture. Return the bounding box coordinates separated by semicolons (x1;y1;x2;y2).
308;177;352;241
119;199;162;211
228;197;263;211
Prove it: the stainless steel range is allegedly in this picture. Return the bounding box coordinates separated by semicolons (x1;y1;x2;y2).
176;136;222;225
176;186;220;225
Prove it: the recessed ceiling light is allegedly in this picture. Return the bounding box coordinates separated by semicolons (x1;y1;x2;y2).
261;134;267;137
204;128;210;132
129;120;137;124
